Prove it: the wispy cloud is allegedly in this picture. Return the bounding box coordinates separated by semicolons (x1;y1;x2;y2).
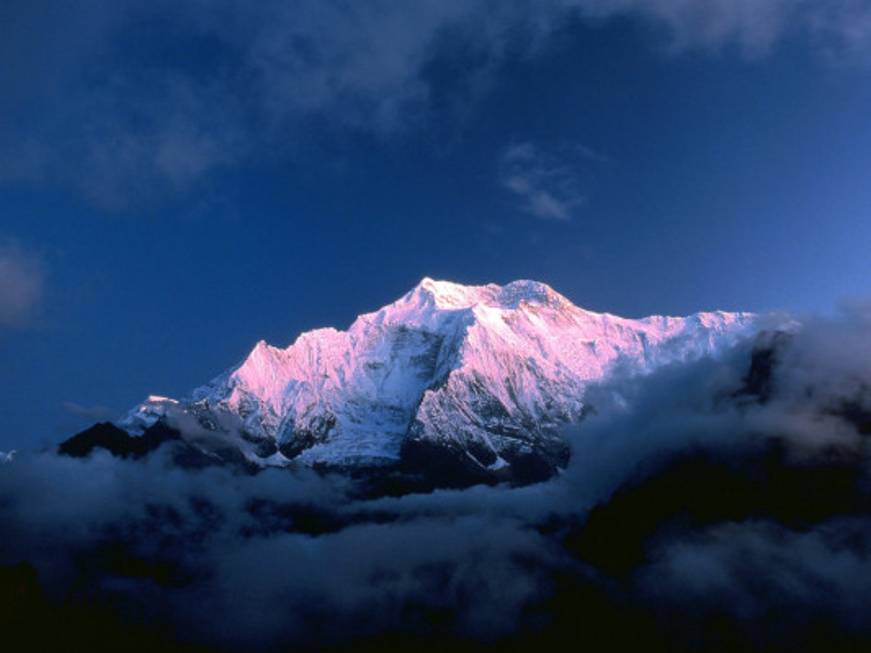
3;1;871;210
498;141;593;221
0;240;44;329
61;401;115;422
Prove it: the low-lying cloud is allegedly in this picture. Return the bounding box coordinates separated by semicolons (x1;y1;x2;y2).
2;304;871;650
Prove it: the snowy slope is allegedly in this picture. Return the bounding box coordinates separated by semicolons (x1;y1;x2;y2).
120;278;757;474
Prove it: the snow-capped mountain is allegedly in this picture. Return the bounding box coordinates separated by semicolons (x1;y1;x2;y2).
116;278;757;481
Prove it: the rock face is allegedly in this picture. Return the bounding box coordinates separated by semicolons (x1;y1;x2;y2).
117;278;757;481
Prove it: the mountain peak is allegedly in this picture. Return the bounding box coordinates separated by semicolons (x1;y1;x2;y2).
408;277;488;305
404;277;569;312
119;278;760;479
496;279;570;309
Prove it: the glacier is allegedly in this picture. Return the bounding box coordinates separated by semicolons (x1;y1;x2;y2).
119;278;757;479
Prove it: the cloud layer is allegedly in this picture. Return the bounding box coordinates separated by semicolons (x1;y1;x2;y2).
2;304;871;650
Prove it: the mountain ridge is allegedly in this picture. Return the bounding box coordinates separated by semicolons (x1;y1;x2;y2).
114;278;757;481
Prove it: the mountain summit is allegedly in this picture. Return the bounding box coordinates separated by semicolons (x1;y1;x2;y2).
109;278;756;483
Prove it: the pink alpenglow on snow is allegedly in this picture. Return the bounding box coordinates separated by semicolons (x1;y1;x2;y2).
121;279;758;471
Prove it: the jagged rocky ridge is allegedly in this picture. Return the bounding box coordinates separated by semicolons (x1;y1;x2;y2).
69;279;758;484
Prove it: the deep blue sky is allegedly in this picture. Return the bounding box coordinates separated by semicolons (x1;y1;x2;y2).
2;2;871;448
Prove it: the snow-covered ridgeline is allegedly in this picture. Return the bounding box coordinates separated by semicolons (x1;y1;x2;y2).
121;278;757;470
